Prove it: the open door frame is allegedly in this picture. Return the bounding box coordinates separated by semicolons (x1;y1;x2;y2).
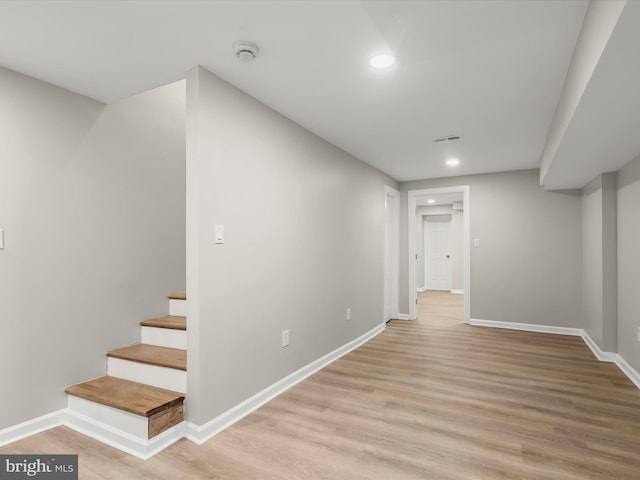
407;186;470;323
384;185;400;321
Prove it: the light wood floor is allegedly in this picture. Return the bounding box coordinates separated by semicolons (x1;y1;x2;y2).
3;290;640;479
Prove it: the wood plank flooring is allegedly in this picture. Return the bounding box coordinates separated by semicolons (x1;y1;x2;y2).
3;290;640;479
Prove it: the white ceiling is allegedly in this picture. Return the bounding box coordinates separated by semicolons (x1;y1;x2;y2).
415;193;463;208
2;0;630;188
540;0;640;190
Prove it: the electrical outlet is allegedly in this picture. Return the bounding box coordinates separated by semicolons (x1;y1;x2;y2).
282;329;290;348
346;308;351;321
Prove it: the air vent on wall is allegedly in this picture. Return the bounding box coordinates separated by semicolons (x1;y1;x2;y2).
433;134;463;143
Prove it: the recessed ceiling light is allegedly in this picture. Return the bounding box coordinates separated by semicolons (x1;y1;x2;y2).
369;53;396;69
427;199;436;204
446;158;460;167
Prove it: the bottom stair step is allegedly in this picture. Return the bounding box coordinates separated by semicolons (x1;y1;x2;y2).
65;376;184;439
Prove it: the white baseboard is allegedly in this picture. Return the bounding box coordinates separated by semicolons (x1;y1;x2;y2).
0;410;65;448
470;318;640;390
0;323;385;459
578;333;640;388
0;409;185;460
7;317;635;458
469;318;583;336
418;288;463;294
579;332;618;363
186;322;386;445
65;408;185;460
614;355;640;389
395;314;413;321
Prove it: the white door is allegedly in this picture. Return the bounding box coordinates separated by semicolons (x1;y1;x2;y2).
425;216;452;291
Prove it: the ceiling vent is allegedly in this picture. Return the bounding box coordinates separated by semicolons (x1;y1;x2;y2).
433;134;463;143
233;41;259;62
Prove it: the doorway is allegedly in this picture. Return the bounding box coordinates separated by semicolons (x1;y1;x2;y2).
408;186;470;323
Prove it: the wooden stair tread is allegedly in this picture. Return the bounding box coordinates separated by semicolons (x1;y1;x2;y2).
168;292;186;300
107;344;186;371
65;376;184;417
140;315;186;330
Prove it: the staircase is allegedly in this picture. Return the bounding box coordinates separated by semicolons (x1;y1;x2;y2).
65;292;187;458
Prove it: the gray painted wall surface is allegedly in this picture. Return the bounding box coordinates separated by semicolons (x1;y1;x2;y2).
601;174;617;352
617;156;640;373
582;177;604;346
0;68;186;429
185;67;397;425
401;169;582;327
581;173;617;352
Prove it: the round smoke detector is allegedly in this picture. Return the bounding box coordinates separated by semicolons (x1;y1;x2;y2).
233;41;259;62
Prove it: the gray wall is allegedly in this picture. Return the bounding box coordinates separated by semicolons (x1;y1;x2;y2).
185;66;397;425
0;68;186;429
581;173;617;352
582;178;603;345
401;169;583;327
617;156;640;373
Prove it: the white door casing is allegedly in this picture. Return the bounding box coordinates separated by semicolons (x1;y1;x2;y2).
408;186;470;323
384;186;400;321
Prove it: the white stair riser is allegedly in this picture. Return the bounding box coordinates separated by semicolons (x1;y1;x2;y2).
65;405;186;460
67;395;148;439
169;299;186;316
107;358;186;393
141;326;187;350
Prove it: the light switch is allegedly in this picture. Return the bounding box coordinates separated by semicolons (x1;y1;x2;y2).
215;224;224;244
473;238;480;248
0;229;4;249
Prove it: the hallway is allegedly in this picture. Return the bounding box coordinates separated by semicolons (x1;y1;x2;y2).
2;293;640;478
417;289;464;327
